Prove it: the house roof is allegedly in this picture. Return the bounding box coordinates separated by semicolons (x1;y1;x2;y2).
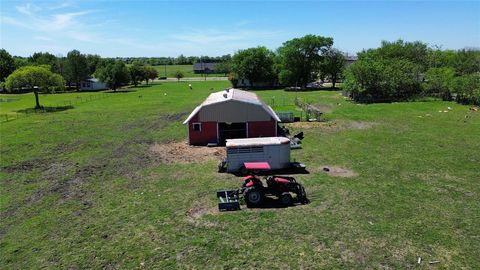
193;62;217;71
183;88;281;124
83;78;100;83
345;55;358;61
226;137;290;147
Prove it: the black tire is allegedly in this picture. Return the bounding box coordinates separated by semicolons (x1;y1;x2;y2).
280;192;293;206
239;166;249;176
244;187;263;207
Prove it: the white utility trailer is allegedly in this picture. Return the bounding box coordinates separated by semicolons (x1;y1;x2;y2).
218;137;305;174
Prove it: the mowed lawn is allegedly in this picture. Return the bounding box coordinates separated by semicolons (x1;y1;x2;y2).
152;64;226;78
1;81;479;269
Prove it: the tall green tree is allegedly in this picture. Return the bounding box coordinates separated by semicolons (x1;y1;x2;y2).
452;49;480;75
29;52;57;67
277;34;333;87
231;46;276;86
129;62;147;87
144;66;158;84
86;54;102;75
174;70;184;82
4;66;64;108
320;48;346;88
65;50;89;90
0;49;16;82
13;56;29;69
362;40;429;70
215;61;231;76
97;61;130;91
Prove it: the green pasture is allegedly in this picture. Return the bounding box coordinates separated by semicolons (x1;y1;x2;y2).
151;64;226;78
1;81;479;269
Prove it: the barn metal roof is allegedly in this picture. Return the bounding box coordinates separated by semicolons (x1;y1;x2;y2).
226;137;290;147
183;88;281;124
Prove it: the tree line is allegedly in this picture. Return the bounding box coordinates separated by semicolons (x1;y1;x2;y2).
118;54;232;66
228;36;479;105
344;40;480;105
0;49;160;108
228;34;346;89
1;36;478;108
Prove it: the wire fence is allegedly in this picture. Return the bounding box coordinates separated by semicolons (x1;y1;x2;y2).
0;92;111;123
267;96;323;122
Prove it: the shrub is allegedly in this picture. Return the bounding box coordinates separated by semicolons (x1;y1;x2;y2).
453;73;480;105
423;67;455;100
344;58;422;103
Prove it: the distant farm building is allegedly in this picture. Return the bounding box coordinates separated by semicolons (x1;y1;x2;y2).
235;78;278;88
345;55;358;66
193;62;217;74
80;78;107;91
183;88;281;146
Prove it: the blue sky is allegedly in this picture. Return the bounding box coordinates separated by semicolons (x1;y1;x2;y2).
1;1;479;57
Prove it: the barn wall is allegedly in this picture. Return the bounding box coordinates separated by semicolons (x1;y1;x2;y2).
188;120;218;145
248;120;277;138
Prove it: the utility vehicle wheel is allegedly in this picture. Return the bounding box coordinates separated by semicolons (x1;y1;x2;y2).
244;187;263;207
280;192;293;206
239;166;249;176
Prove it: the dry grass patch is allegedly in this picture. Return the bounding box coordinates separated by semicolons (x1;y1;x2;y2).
286;120;376;131
319;165;358;178
149;141;225;164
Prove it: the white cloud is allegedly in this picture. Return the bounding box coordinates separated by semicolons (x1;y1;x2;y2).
15;3;41;15
2;4;97;42
170;29;281;47
2;2;284;56
33;36;52;41
48;1;75;11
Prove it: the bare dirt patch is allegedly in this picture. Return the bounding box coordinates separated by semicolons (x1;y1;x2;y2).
149;141;225;164
320;166;358;178
186;206;217;219
1;158;50;173
286;120;376;131
185;205;218;228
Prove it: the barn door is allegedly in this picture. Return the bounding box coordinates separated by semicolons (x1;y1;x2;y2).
218;122;247;145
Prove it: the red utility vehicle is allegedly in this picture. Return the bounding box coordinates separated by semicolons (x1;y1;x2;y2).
242;175;309;207
217;175;309;211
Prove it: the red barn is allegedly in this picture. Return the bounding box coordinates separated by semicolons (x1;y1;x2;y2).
183;88;280;146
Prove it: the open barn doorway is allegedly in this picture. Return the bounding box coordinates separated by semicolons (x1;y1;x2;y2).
218;122;247;145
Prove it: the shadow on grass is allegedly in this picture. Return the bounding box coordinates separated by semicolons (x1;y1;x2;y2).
232;168;310;177
128;84;157;89
104;89;137;93
248;197;308;209
284;87;340;92
17;105;74;113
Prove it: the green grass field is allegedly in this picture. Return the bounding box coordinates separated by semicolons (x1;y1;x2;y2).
1;81;479;269
151;64;226;78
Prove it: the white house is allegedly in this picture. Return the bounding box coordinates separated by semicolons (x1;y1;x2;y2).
80;78;107;91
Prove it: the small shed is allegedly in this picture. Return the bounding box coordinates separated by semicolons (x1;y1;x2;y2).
80;78;107;91
224;137;291;173
183;88;281;145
